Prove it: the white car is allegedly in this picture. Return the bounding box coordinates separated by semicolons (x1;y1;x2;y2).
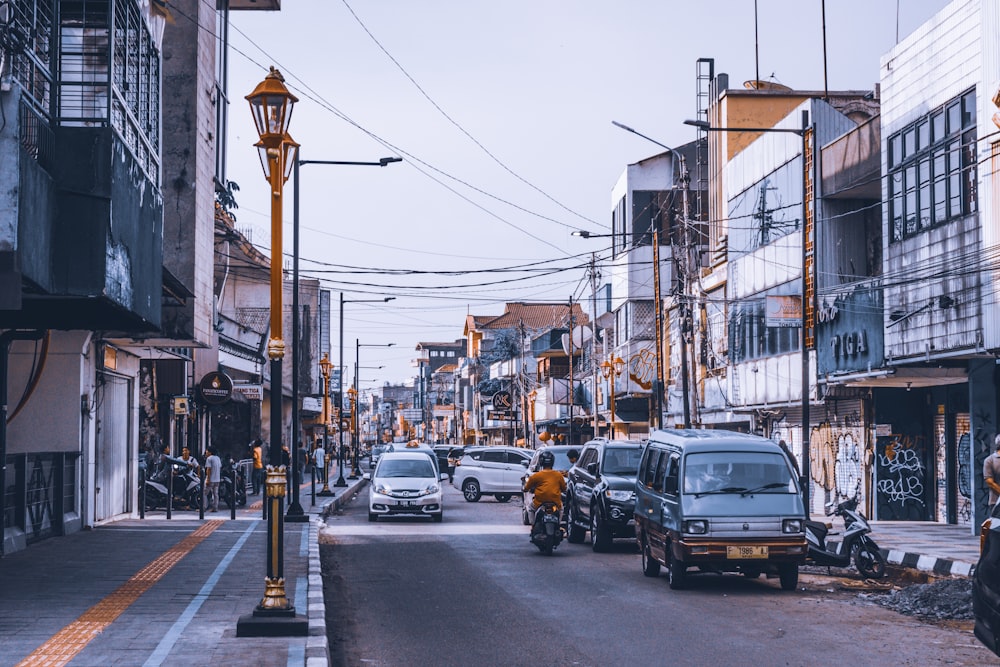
369;451;446;522
452;446;532;502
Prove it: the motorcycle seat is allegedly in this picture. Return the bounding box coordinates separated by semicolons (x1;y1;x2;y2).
804;519;830;540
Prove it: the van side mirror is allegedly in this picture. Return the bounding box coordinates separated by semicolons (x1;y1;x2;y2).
664;477;678;495
587;462;599;476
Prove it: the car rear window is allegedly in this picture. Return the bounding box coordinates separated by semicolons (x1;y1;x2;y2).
601;447;643;475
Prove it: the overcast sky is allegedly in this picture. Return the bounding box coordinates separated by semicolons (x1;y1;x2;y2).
222;0;951;390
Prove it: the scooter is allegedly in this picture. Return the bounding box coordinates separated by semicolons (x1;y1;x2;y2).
142;456;201;510
805;490;886;579
530;501;564;556
220;458;247;509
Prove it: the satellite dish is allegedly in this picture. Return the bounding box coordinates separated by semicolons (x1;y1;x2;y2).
744;80;792;92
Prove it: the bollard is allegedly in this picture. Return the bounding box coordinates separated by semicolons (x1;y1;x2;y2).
167;463;173;520
198;467;205;520
231;473;237;520
140;470;146;520
311;462;316;506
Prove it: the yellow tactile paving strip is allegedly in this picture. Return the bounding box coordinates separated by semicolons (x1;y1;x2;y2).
16;521;224;667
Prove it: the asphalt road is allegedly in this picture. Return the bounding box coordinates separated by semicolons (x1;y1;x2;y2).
320;484;994;667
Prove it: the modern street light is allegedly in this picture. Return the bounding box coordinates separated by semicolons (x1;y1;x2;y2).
287;155;400;519
354;341;394;477
238;67;305;636
684;113;813;512
611;120;696;429
336;296;394;485
601;354;625;437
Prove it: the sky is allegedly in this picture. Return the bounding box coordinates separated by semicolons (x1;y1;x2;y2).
221;0;952;390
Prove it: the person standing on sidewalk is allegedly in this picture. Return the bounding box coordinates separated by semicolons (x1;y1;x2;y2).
205;446;222;512
251;438;264;495
313;442;327;484
984;435;1000;507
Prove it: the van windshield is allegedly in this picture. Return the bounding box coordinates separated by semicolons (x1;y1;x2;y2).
683;452;796;496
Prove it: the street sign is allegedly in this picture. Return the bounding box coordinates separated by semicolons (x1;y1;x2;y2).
492;391;513;410
402;408;423;422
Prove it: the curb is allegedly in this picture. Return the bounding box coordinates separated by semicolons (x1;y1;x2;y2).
882;548;976;578
306;477;366;667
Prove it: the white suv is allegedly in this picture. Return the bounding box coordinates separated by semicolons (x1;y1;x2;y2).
452;446;531;502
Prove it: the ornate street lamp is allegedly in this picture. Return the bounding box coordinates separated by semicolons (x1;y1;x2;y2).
317;354;334;496
237;67;305;637
601;354;625;437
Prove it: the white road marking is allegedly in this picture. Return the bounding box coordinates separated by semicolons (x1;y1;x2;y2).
320;523;527;537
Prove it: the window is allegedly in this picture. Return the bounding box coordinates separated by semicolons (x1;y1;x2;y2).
888;89;977;242
639;448;660;488
480;450;505;464
727;160;804;252
578;447;598;469
652;452;669;492
728;296;800;363
663;455;679;495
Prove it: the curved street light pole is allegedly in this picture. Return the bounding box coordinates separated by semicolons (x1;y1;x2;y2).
288;156;399;512
684;114;813;512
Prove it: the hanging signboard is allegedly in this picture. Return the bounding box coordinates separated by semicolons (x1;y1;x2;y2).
199;371;233;405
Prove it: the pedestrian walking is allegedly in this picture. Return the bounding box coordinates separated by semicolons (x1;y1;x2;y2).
204;446;222;512
313;442;326;484
251;438;264;495
984;435;1000;506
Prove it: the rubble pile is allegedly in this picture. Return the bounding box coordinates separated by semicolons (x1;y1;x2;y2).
871;578;974;620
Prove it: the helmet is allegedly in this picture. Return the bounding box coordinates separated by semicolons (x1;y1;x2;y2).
539;450;555;468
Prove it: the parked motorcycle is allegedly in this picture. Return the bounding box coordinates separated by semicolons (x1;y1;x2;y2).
805;489;886;579
142;456;202;511
530;501;564;556
220;459;247;510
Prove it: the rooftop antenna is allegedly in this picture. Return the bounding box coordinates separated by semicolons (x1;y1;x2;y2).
754;0;760;85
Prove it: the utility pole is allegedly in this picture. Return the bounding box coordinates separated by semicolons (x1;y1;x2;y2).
567;295;575;447
678;156;693;428
589;254;600;437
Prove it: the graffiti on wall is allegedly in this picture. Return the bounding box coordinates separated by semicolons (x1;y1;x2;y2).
811;426;867;507
958;432;972;522
875;434;928;520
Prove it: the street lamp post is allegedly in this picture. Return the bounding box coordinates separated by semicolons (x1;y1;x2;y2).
354;340;394;476
336;294;394;486
238;67;306;636
317;354;334;496
289;155;399;509
684;113;813;512
601;355;624;437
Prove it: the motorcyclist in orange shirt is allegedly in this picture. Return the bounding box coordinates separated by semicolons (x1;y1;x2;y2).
524;451;566;513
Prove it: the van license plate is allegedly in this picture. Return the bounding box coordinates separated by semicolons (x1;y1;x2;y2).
727;545;768;559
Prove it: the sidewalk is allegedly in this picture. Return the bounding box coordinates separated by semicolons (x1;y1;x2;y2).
871;520;982;577
0;474;366;667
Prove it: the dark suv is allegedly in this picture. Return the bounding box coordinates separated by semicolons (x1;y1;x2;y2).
565;439;643;551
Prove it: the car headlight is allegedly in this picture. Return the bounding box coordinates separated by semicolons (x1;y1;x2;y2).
683;519;708;534
420;484;440;496
374;483;392;495
605;489;635;502
782;518;803;534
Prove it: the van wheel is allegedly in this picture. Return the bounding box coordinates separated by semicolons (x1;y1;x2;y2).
368;512;378;522
495;494;512;503
641;537;661;577
432;511;443;523
567;502;586;543
778;564;799;591
591;506;612;553
462;479;481;502
668;551;688;590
